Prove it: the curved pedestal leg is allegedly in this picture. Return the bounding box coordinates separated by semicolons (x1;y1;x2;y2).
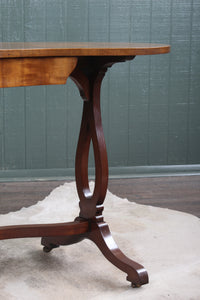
86;220;148;287
41;218;148;287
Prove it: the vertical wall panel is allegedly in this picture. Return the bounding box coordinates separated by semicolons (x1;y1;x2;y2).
24;1;47;169
46;0;65;42
128;0;151;165
25;87;46;169
4;88;25;169
148;0;171;165
46;85;68;169
188;0;200;163
108;0;131;166
24;0;46;41
1;0;25;170
168;0;193;164
88;0;110;42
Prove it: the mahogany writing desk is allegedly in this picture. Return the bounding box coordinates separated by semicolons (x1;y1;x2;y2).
0;42;170;287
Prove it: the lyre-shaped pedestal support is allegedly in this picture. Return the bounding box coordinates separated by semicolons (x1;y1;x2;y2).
42;56;148;287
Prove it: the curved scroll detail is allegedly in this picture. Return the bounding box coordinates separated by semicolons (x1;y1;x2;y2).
87;220;149;287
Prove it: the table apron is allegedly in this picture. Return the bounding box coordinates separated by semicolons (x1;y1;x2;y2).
0;56;78;88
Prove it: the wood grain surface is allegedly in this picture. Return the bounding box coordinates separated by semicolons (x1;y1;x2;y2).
0;42;170;58
0;57;77;88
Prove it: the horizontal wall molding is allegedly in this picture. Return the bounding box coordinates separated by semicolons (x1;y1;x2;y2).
0;165;200;182
109;165;200;179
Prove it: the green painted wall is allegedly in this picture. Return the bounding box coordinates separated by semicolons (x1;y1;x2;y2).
0;0;200;179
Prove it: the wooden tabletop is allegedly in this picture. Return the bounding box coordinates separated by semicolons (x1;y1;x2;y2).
0;42;170;58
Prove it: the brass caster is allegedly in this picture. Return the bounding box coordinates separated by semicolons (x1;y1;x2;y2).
43;244;59;253
131;282;141;288
43;246;53;253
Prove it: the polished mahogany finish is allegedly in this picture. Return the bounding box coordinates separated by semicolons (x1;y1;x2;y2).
0;220;89;240
0;42;170;287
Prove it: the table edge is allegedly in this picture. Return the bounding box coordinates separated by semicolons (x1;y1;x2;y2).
0;43;170;58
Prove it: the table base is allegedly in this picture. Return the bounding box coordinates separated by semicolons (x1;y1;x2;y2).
0;55;149;287
0;216;148;287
